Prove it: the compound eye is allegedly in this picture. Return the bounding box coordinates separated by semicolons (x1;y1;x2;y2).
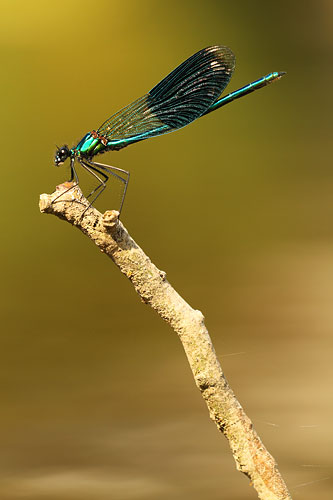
59;148;68;160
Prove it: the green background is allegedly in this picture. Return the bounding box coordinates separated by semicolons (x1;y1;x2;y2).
1;0;332;498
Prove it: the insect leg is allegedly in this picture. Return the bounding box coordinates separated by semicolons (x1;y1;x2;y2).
52;159;81;205
80;160;108;201
85;160;130;215
79;160;109;215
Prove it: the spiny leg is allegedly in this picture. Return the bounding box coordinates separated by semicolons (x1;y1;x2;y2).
85;160;130;215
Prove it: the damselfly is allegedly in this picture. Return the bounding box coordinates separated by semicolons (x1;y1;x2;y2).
54;46;285;214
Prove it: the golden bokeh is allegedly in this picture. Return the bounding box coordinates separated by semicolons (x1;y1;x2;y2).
0;1;332;498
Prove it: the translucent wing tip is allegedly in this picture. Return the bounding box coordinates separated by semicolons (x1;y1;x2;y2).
205;44;236;68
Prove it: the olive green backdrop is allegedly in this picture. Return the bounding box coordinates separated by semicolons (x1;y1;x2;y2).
1;0;332;498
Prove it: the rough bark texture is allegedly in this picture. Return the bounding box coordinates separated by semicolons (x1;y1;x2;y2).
39;183;292;500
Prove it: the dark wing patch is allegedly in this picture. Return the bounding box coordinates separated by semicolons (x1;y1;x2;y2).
97;46;235;150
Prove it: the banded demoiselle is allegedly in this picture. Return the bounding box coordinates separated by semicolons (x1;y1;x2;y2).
54;46;285;214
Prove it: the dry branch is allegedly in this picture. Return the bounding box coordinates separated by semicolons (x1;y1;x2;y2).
39;183;292;500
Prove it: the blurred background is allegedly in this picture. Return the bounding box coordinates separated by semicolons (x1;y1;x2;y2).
0;0;332;498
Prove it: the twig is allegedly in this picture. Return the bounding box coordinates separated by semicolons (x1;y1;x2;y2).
39;183;292;500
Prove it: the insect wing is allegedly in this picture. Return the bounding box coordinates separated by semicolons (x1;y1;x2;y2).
97;46;235;150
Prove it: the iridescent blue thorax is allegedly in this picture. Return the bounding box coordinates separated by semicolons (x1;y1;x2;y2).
72;131;111;158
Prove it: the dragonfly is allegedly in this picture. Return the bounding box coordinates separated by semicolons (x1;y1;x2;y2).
54;45;285;215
